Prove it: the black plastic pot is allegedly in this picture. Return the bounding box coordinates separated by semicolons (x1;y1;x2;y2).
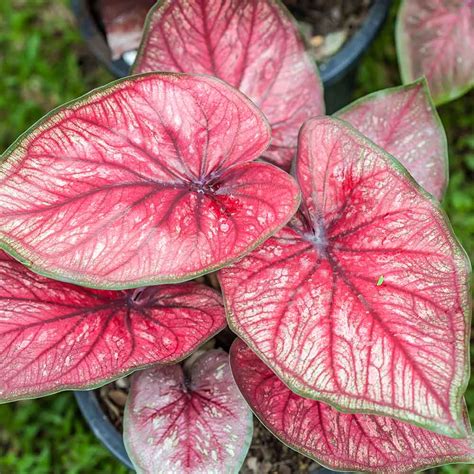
75;390;134;470
72;0;391;113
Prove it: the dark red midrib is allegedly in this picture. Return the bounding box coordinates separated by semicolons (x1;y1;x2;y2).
20;187;186;267
137;91;197;180
147;394;188;446
0;182;166;218
328;208;417;242
123;307;135;362
235;232;456;422
0;300;124;337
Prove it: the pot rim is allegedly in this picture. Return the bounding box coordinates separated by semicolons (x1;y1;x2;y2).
71;0;392;84
74;389;134;470
319;0;392;86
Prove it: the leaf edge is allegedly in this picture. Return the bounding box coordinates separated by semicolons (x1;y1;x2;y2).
0;295;226;404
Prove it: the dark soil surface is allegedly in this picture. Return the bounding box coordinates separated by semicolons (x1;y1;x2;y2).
283;0;373;61
284;0;372;37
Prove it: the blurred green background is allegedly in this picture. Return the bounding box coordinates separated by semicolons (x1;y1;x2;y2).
0;0;472;472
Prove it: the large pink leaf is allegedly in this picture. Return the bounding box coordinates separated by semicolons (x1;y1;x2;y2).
396;0;474;105
133;0;325;170
0;251;225;401
0;73;300;289
219;117;471;437
336;79;448;200
124;349;253;473
231;339;474;473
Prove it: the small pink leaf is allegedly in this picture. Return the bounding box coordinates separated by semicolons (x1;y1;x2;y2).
0;73;300;288
99;0;155;60
133;0;325;170
337;79;448;199
124;349;253;473
0;252;225;401
219;117;471;437
396;0;474;104
231;339;474;473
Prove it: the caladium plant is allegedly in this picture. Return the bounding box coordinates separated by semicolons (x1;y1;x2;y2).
0;0;473;472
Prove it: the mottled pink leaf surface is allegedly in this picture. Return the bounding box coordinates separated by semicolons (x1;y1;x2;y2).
0;73;300;289
337;79;448;199
231;339;474;473
396;0;474;104
0;251;225;401
133;0;324;170
99;0;155;60
219;117;471;437
124;349;253;474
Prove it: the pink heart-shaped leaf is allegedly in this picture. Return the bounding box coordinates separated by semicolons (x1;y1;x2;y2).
0;252;225;401
124;349;253;473
231;339;474;473
219;117;471;437
0;73;300;288
337;79;448;200
133;0;325;170
396;0;474;105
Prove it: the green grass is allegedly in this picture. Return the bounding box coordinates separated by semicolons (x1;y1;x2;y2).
0;0;472;472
